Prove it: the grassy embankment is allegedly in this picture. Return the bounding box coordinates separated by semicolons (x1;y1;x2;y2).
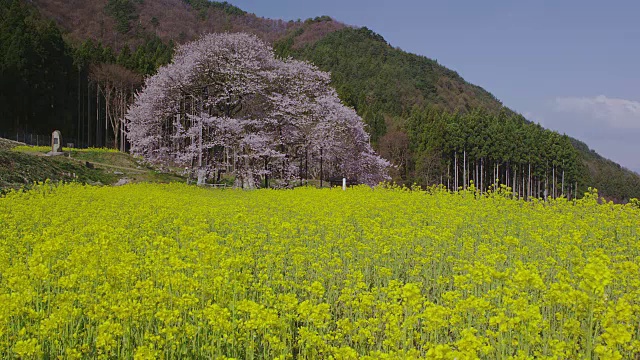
0;139;184;191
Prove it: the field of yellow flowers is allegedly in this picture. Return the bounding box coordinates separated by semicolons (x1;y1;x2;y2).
1;183;639;359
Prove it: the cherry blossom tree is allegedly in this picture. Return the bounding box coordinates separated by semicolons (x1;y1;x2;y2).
127;32;388;187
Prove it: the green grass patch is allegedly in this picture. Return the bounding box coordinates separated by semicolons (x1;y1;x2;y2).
0;149;117;190
1;142;186;191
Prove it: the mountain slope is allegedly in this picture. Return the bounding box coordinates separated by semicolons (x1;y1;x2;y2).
32;0;316;47
277;27;504;116
7;0;640;200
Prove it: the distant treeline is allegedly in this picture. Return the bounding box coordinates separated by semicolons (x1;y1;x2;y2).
405;107;582;199
0;0;172;147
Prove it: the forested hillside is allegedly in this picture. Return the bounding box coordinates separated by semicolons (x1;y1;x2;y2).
276;26;640;201
2;0;640;200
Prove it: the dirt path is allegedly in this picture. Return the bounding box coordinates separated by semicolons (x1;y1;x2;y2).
30;151;149;174
66;157;148;173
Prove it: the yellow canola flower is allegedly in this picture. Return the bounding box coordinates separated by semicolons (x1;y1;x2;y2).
0;183;639;359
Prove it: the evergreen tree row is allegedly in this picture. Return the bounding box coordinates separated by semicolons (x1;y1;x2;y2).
405;107;584;199
0;0;173;147
0;0;75;137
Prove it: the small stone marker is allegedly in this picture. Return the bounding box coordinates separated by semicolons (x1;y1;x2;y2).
342;177;346;191
44;130;64;157
197;168;207;186
51;130;62;153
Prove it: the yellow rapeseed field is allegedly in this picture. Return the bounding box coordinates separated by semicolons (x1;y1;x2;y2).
1;183;639;359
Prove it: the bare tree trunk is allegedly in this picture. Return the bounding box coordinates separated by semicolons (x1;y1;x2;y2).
561;167;565;197
528;163;531;200
480;158;483;193
475;161;478;190
77;66;81;146
545;165;548;200
105;81;109;147
96;82;100;147
513;166;517;197
198;97;203;169
87;80;91;147
454;152;458;190
463;149;466;190
552;165;556;199
521;167;525;199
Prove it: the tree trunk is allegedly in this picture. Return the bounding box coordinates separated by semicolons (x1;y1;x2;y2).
104;82;109;147
552;165;556;199
463;149;466;190
77;66;81;145
87;80;91;147
520;167;523;199
454;152;458;190
96;83;100;147
480;158;483;193
475;161;478;190
528;163;531;200
561;161;565;197
513;166;517;197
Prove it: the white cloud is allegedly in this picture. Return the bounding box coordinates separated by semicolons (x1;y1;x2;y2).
555;95;640;129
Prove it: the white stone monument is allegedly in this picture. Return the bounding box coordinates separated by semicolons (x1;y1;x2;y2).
46;130;64;156
52;130;62;152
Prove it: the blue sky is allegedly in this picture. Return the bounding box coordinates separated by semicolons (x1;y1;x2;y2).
229;0;640;173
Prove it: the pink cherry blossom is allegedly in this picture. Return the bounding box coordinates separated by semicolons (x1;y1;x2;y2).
127;32;389;187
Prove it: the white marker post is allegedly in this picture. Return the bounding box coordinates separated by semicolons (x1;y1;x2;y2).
342;178;346;191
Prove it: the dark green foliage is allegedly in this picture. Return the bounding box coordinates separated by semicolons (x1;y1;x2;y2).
571;138;640;202
276;26;504;118
74;35;173;75
304;16;333;24
406;106;583;198
114;36;174;75
0;0;77;135
74;39;116;66
276;27;447;115
0;0;174;148
182;0;246;17
210;1;246;16
362;110;386;145
105;0;139;34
